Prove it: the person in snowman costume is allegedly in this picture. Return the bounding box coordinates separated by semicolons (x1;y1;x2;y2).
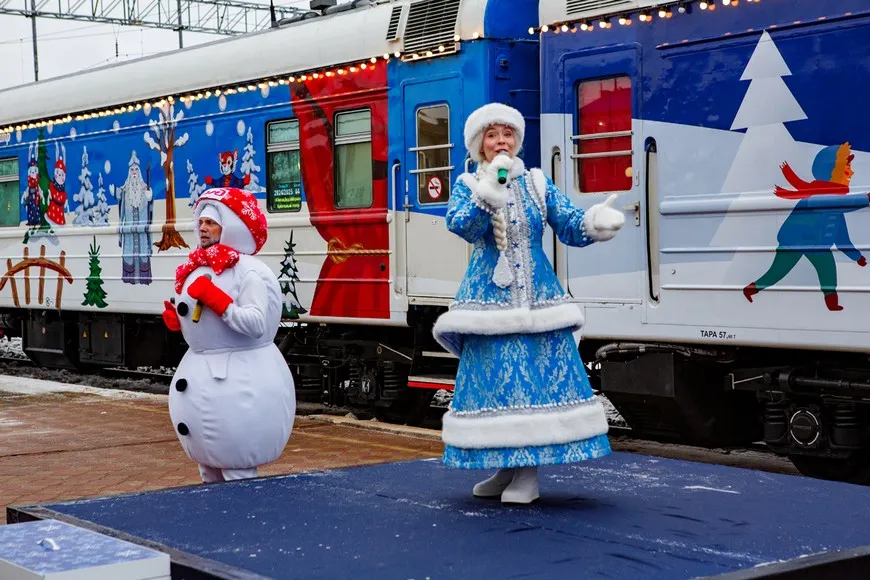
162;187;296;483
433;103;625;504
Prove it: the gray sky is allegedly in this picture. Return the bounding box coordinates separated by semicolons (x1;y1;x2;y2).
0;0;316;90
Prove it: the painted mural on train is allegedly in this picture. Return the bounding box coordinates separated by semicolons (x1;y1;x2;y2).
0;67;393;319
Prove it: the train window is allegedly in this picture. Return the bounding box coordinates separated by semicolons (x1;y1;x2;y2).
334;109;373;210
266;119;302;213
413;105;451;205
573;76;633;194
0;157;20;227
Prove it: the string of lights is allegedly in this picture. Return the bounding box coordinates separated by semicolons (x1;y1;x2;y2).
529;0;763;35
0;34;470;138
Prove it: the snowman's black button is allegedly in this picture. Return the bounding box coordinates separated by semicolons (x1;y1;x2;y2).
177;422;189;436
176;302;189;316
176;379;188;392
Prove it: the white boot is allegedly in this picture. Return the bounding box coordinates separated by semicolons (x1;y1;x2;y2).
473;468;515;498
501;467;539;504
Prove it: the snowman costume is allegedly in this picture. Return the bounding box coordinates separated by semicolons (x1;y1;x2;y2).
162;187;296;483
433;103;625;503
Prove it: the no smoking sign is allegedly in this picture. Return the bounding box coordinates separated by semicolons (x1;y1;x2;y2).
427;176;442;199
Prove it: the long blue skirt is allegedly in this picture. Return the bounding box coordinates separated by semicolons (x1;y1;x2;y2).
442;328;611;469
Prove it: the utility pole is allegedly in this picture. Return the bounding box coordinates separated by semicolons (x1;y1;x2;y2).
176;0;184;48
29;0;38;81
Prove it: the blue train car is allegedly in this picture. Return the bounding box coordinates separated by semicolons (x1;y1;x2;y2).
536;0;870;481
0;0;539;422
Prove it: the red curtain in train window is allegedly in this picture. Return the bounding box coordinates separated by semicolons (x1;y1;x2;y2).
576;76;632;193
290;67;390;319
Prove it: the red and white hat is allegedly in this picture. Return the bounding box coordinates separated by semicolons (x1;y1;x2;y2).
193;187;268;255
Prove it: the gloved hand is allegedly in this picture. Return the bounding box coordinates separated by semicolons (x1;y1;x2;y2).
162;300;181;332
582;194;625;242
187;276;234;317
475;154;514;209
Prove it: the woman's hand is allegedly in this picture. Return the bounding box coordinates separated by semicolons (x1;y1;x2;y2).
582;194;625;242
475;155;514;209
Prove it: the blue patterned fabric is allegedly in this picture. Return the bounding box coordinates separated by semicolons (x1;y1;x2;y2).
446;171;594;310
443;329;612;469
434;163;612;470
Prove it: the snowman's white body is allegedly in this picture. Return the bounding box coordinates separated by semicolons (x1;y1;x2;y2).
168;255;295;469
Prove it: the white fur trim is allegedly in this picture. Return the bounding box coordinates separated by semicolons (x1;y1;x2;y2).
465;103;526;163
442;399;609;449
432;302;585;356
528;168;548;221
474;176;509;209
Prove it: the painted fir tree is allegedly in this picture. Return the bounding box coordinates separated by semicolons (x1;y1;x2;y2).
278;231;306;319
82;236;108;308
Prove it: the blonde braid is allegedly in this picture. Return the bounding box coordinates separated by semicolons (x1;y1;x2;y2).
491;210;508;252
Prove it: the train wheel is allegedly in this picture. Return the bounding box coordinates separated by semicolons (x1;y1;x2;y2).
373;389;435;427
789;451;870;485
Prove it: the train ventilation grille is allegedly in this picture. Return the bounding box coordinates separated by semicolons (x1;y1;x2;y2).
401;0;461;58
565;0;638;18
386;5;403;41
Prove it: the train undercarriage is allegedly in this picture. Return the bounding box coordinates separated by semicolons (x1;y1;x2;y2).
5;305;870;485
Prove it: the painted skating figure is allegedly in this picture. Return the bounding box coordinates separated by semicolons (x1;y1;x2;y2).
162;187;296;483
433;103;625;504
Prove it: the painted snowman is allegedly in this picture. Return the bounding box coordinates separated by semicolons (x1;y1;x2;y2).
163;187;296;483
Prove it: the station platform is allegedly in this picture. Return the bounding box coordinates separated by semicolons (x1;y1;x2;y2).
7;451;870;580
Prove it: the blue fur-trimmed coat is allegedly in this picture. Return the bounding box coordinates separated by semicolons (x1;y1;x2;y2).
432;159;613;356
432;157;617;464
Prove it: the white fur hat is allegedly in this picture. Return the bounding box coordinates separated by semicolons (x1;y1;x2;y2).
464;102;525;163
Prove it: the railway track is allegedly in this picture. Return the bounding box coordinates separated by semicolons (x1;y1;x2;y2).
0;355;173;393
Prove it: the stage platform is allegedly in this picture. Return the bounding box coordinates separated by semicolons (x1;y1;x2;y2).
7;451;870;580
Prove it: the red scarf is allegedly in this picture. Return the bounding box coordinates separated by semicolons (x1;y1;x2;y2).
774;161;850;199
175;243;240;293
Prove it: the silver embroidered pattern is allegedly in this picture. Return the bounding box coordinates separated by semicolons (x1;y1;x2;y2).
449;396;600;417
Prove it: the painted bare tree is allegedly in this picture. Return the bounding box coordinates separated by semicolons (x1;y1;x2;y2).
144;101;190;251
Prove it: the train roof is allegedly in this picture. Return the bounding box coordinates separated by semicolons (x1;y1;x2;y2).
0;0;497;129
539;0;666;27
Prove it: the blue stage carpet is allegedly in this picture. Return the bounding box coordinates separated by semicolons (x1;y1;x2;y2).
33;452;870;579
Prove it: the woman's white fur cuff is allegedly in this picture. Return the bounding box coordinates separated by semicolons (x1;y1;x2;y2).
442;399;609;449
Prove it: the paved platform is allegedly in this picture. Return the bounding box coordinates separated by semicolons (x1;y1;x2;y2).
0;383;442;524
9;452;870;580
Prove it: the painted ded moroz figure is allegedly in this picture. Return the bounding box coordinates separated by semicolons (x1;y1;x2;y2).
433;103;625;504
162;186;296;482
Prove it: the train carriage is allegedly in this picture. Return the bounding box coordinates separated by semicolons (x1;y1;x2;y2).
0;0;539;421
536;0;870;482
5;0;870;484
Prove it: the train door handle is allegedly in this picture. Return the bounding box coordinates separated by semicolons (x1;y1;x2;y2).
623;201;640;226
403;194;411;223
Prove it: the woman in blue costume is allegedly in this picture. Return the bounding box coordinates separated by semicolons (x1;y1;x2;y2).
432;103;626;504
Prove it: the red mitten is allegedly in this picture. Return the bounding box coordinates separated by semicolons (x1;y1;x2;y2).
162;300;181;332
859;257;867;267
187;276;233;317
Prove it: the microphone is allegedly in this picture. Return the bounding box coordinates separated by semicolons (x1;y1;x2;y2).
191;273;211;323
496;151;510;185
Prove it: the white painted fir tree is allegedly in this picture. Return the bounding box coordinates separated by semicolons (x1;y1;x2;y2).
713;30;808;247
93;172;110;225
187;159;206;207
72;146;95;226
241;126;265;192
